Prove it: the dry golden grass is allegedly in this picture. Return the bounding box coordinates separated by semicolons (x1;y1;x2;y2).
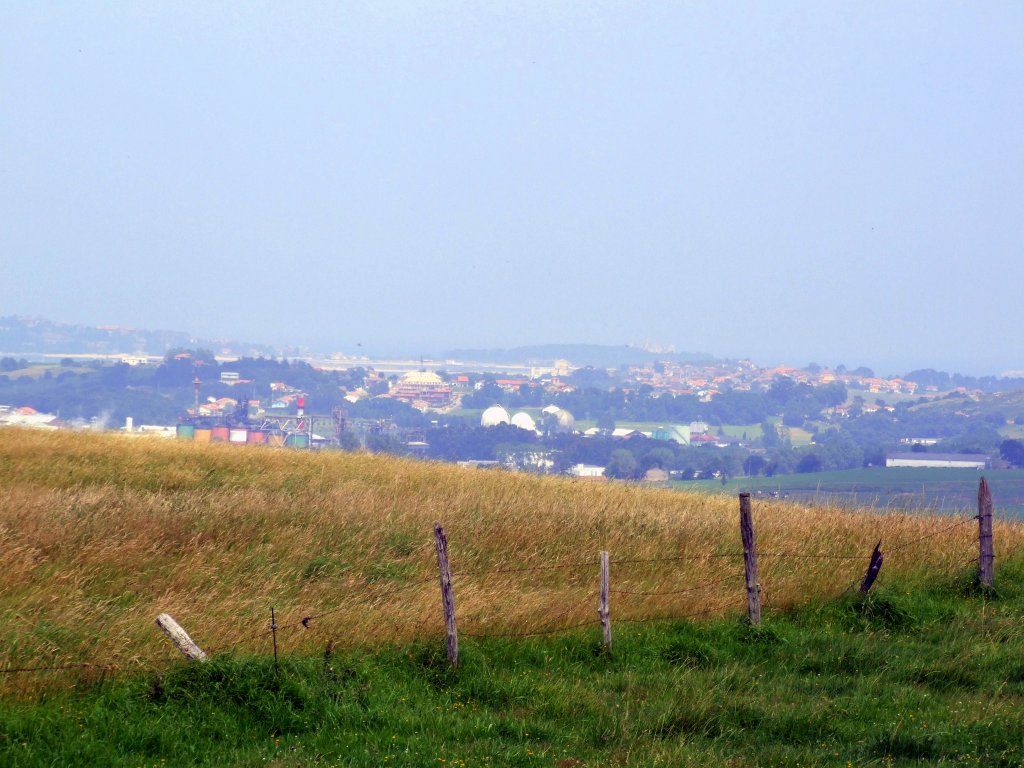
2;428;1021;690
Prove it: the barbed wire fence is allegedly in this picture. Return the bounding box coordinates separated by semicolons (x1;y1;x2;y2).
1;478;999;683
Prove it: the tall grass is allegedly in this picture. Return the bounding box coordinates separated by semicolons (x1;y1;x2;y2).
2;428;1021;694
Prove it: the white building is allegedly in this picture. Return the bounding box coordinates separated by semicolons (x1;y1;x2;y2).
0;406;59;430
567;463;606;478
886;452;989;469
898;437;940;447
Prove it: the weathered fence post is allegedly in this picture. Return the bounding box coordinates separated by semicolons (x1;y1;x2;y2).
434;522;459;669
859;540;884;594
598;550;612;652
978;477;994;587
739;492;761;625
155;613;207;661
270;607;279;674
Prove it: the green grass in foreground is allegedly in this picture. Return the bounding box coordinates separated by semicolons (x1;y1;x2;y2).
3;564;1024;767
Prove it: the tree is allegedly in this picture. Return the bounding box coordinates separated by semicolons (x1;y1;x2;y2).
367;379;389;396
862;444;886;467
796;453;823;473
782;411;806;428
643;447;676;471
338;432;361;451
767;376;799;408
766;449;796;476
365;433;407;455
905;369;951;389
942;424;1001;454
568;366;614;390
743;454;767;476
817;430;863;470
604;449;639;479
1000;439;1024;468
100;363;130;388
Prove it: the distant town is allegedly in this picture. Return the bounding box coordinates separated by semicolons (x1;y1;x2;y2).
2;316;1024;497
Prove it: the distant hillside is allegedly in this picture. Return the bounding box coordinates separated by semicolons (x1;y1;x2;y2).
903;367;1024;394
443;343;713;368
910;389;1024;421
0;316;275;358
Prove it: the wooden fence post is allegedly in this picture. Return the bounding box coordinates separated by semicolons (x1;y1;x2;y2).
859;540;884;594
978;477;994;587
155;613;207;661
270;607;279;674
433;522;459;669
598;550;611;652
739;493;761;625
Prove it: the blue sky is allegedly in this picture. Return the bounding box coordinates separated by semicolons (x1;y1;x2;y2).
2;2;1022;375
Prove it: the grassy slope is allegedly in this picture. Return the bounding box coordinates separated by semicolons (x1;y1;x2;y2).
909;390;1024;420
1;430;1008;674
3;430;1024;766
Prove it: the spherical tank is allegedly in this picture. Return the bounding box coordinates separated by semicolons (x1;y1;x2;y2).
555;409;575;432
480;405;511;427
510;412;537;432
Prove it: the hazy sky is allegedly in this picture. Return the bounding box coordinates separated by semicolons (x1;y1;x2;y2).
2;2;1022;375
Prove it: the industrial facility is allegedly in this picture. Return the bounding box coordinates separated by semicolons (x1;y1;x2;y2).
480;404;575;434
174;378;345;449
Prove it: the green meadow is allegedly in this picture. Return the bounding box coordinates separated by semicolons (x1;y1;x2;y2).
681;467;1024;518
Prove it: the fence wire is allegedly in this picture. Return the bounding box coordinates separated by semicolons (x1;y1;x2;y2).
452;561;594;577
886;516;977;553
611;582;729;597
2;505;995;683
463;601;600;640
0;662;115;676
